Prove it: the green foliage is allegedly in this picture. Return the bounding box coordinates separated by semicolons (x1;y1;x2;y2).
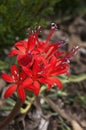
0;0;58;46
0;60;9;70
0;0;86;47
58;74;86;84
77;95;86;107
0;0;86;45
54;0;86;20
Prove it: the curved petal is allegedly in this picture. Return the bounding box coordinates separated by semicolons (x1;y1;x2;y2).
2;73;14;83
9;49;22;56
11;65;19;80
20;70;27;80
23;78;33;87
39;78;51;85
11;64;19;75
15;40;27;54
32;61;39;76
25;81;40;96
50;78;62;89
39;77;62;90
4;84;17;98
28;35;36;51
17;55;32;66
15;40;27;49
22;66;32;76
33;81;40;96
51;69;67;76
15;45;26;54
50;56;57;66
18;86;26;102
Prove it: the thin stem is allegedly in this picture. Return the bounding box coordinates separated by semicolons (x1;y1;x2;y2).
20;96;35;114
0;98;23;130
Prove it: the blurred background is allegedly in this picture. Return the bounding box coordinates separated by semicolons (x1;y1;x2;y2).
0;0;86;130
0;0;86;45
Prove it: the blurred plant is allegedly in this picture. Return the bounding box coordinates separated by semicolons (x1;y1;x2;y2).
54;0;86;21
0;0;86;47
0;0;58;46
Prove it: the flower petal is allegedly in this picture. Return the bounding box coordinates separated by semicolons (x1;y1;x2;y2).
18;54;32;66
33;81;40;96
10;65;19;80
23;78;33;87
18;86;26;102
39;77;62;90
15;44;26;54
22;66;32;77
9;49;22;56
39;78;52;85
11;64;19;75
20;70;27;80
15;40;27;50
51;70;68;76
25;81;40;96
2;73;14;83
28;35;36;51
4;84;17;98
32;61;39;76
50;78;62;89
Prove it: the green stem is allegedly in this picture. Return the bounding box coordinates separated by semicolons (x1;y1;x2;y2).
0;98;23;130
20;97;35;114
59;74;86;84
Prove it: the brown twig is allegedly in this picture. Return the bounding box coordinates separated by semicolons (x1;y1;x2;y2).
0;98;23;130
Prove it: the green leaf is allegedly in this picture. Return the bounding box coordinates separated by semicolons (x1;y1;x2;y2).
58;74;86;84
0;61;9;70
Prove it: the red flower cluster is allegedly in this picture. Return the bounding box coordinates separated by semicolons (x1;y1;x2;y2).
2;23;79;101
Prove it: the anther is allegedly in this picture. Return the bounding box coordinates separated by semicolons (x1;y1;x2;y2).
51;23;58;30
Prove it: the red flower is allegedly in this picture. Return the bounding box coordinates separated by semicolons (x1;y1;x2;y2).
2;65;27;101
2;24;79;102
22;45;79;93
9;24;61;67
9;40;34;66
22;57;66;94
9;27;42;66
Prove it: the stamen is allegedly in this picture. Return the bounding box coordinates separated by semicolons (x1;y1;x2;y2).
51;23;58;30
14;71;17;74
20;77;22;80
66;58;70;63
38;71;43;75
17;74;19;77
46;23;58;44
70;46;80;55
62;57;71;64
62;46;79;64
35;26;42;35
12;75;15;80
28;28;34;36
58;39;69;47
45;46;54;59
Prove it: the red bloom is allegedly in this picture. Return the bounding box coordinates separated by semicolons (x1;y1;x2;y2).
9;24;61;67
22;45;79;93
2;24;79;102
9;40;34;66
2;65;27;101
22;57;67;94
